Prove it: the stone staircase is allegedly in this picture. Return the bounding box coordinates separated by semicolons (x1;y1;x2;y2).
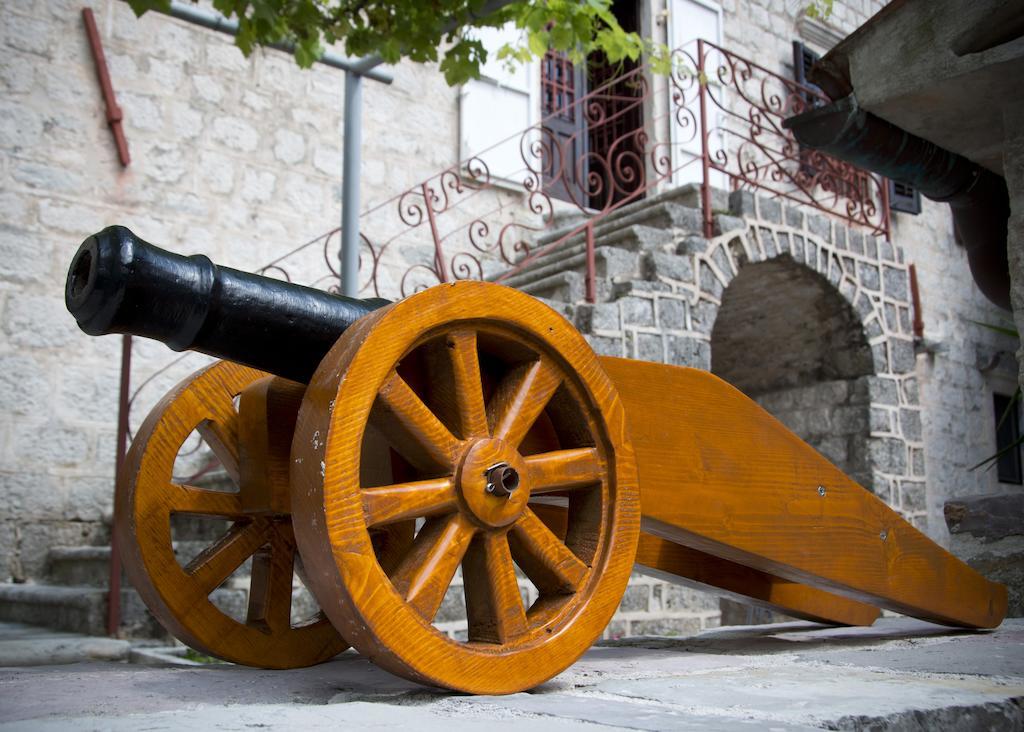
497;183;735;307
0;526;323;640
491;183;751;380
0;545;170;639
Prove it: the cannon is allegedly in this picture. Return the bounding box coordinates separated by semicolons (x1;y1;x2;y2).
66;226;1007;694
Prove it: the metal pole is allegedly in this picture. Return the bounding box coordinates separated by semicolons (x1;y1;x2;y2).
160;1;393;83
341;70;363;297
106;334;132;637
585;223;597;304
697;39;713;240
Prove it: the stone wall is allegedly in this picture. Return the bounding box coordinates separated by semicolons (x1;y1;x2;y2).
0;0;462;581
892;199;1021;546
574;188;925;523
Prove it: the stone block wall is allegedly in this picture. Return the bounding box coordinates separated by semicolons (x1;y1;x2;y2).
891;199;1021;547
573;190;925;525
0;0;463;582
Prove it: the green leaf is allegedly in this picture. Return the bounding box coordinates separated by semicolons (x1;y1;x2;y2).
968;319;1020;339
969;433;1024;472
126;0;170;16
527;29;549;56
117;0;674;87
549;23;572;51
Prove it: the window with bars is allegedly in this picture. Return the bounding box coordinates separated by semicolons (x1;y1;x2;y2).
993;392;1023;485
889;179;922;215
791;41;875;206
792;40;825;107
795;39;922;217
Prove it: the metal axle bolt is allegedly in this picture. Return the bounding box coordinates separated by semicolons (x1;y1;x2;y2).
485;462;520;498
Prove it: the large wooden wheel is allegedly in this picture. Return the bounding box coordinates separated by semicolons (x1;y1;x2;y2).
291;281;640;694
117;361;347;668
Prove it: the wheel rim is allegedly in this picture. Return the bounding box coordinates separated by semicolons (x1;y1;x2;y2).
118;361;347;668
292;282;639;693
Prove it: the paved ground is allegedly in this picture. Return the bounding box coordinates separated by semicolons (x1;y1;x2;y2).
1;618;1022;730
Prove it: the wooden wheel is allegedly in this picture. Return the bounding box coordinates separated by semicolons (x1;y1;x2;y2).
118;361;347;668
291;281;640;694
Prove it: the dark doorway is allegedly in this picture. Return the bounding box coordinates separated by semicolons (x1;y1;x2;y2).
541;0;645;211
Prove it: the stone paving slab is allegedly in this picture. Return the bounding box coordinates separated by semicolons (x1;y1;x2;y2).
0;618;1021;730
0;622;130;666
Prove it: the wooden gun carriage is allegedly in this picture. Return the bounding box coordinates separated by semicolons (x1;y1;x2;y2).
65;227;1007;694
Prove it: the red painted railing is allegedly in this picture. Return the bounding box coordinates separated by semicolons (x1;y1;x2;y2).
237;39;890;305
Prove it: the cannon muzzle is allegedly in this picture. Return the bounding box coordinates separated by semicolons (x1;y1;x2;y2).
66;226;388;383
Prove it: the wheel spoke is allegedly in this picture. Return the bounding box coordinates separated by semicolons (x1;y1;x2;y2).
488;358;562;449
187;519;271;594
197;414;241;486
247;523;296;633
362;477;457;528
389;513;476;621
169;483;244;518
375;371;461;473
526;448;603;495
446;330;489;439
509;508;588;594
463;532;528;644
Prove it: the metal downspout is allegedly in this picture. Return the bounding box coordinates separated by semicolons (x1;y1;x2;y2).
341;71;364;297
784;94;1011;310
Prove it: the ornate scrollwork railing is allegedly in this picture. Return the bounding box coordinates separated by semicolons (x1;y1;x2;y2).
119;37;891;474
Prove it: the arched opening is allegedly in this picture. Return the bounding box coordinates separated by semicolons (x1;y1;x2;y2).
710;257;877;625
711;258;876;490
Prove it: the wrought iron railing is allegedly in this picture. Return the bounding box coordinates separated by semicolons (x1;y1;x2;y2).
233;39;889;306
119;38;895;468
116;38;893;460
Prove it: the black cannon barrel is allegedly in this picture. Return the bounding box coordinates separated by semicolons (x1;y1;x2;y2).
65;226;389;383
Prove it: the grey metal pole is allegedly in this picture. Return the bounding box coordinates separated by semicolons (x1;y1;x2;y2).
341;70;363;297
161;1;393;83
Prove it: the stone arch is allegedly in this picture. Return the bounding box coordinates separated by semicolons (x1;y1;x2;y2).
710;251;878;492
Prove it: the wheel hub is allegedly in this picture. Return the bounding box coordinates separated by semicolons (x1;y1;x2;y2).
456;438;529;528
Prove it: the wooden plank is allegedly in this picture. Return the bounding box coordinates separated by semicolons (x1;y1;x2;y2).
531;503;879;627
599;356;1007;628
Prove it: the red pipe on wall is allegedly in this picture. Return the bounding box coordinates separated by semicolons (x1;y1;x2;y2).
82;8;130;167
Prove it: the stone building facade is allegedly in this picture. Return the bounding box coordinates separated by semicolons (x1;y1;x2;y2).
0;0;1019;641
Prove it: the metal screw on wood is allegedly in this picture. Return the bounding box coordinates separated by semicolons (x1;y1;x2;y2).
880;530;888;541
485;462;520;498
818;485;826;496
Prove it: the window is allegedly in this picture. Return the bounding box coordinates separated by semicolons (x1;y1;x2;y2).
993;392;1023;484
889;178;922;215
791;41;871;204
791;40;824;106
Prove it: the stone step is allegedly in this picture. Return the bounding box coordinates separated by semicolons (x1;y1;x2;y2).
45;547;113;588
533;182;725;248
43;542;234;588
500;246;640;294
0;582;244;639
0;621;131;666
533;200;704;256
501;198;704;293
517;271;586;303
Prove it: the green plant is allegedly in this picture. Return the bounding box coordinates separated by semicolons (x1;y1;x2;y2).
182;647;221;664
125;0;671;85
